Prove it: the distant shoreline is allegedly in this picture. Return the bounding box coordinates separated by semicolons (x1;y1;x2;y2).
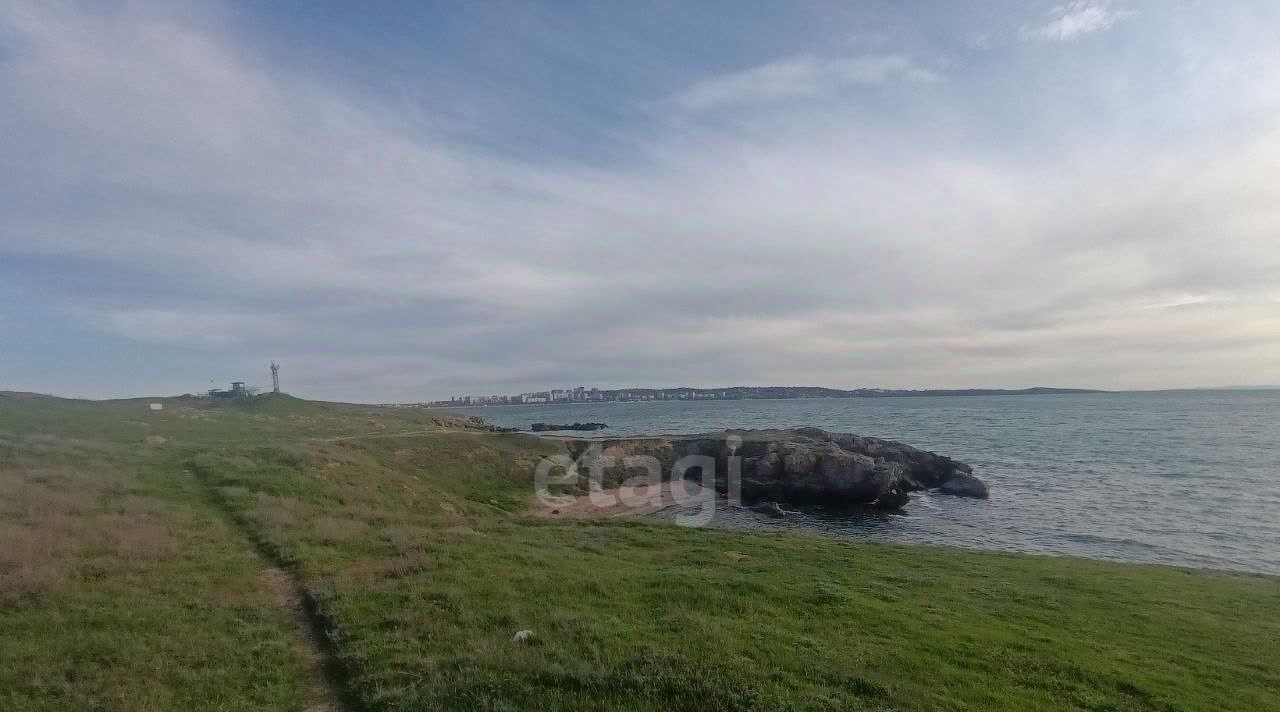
430;387;1105;408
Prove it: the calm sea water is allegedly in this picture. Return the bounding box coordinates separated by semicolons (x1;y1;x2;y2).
451;391;1280;575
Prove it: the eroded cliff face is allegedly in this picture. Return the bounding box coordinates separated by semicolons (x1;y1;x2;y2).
556;427;987;510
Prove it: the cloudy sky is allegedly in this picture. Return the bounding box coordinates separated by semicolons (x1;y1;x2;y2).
3;1;1279;401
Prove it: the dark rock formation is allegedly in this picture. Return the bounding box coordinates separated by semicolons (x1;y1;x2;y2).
872;487;912;511
531;422;608;432
937;472;989;498
555;428;987;511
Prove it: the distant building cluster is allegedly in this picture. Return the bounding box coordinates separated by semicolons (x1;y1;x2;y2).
432;387;733;407
207;381;252;399
203;364;282;399
403;385;1096;409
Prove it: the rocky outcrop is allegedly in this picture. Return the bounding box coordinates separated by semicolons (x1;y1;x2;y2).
530;422;608;432
937;471;989;498
555;427;986;511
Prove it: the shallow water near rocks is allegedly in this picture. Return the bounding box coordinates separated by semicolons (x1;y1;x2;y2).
453;390;1280;575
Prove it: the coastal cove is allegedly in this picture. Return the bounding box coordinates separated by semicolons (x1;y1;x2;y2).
450;390;1280;575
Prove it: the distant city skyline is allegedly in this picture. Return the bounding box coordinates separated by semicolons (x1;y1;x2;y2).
435;386;735;407
423;385;1103;407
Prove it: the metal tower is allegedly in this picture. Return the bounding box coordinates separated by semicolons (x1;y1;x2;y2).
270;362;280;394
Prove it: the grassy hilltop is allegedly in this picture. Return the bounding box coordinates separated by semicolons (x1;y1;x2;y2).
1;393;1277;711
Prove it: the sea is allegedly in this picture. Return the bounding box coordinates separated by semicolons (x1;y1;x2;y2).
448;390;1280;576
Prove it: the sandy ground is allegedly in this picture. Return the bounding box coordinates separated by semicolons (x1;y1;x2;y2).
531;479;715;519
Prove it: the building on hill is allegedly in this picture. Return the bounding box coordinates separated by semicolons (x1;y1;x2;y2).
207;381;252;399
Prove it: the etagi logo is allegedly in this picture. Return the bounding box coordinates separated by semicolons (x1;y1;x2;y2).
534;435;745;528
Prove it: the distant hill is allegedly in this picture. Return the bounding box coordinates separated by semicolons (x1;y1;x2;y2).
0;391;54;400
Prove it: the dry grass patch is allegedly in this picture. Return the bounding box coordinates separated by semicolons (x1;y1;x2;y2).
0;466;181;604
310;515;369;545
0;522;64;603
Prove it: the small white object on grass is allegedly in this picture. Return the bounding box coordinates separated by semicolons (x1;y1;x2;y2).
149;403;163;411
512;629;534;644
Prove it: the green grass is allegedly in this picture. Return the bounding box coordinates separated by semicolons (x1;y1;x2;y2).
0;400;321;710
1;392;1277;710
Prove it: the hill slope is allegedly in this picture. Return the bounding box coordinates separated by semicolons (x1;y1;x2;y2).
1;395;1276;711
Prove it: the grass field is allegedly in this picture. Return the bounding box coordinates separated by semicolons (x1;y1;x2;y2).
1;392;1277;710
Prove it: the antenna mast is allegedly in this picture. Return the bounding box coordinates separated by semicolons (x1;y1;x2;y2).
270;361;280;394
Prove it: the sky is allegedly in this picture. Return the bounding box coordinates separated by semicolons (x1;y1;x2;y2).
3;0;1279;401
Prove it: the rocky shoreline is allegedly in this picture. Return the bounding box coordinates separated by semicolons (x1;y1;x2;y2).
552;427;987;512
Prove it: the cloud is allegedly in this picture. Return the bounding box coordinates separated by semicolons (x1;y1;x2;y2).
96;308;285;347
1020;1;1135;42
672;54;938;111
2;1;1280;400
965;33;994;51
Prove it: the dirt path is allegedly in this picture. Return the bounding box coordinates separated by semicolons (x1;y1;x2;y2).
188;468;363;712
259;566;346;712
